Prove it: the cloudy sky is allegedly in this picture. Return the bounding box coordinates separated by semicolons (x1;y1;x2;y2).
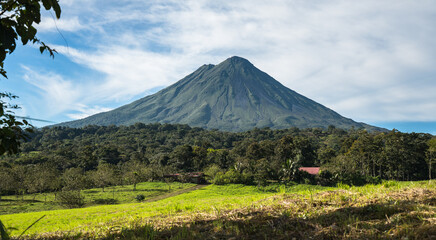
2;0;436;134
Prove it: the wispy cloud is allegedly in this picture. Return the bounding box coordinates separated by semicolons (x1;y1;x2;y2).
66;104;112;120
16;0;436;125
38;16;85;32
22;66;80;116
53;45;197;102
21;66;111;121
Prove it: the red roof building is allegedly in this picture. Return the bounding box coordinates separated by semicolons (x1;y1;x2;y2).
299;167;320;175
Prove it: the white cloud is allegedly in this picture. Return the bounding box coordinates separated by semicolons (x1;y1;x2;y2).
66;104;112;119
54;45;197;102
20;0;436;124
22;66;80;116
38;16;85;32
21;66;112;121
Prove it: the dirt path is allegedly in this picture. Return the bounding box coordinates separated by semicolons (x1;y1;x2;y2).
143;184;209;203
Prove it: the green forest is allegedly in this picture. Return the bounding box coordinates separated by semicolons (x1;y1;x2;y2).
1;123;435;199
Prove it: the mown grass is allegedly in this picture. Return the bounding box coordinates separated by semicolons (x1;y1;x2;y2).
1;181;435;239
0;181;196;215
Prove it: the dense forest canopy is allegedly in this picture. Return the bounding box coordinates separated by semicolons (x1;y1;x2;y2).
0;123;434;197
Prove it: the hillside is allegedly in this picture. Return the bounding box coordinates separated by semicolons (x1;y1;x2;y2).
57;56;382;132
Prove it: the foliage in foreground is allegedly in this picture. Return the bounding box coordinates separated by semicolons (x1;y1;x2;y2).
1;0;61;159
1;181;435;239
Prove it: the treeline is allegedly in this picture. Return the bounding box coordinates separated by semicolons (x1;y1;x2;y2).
0;123;435;196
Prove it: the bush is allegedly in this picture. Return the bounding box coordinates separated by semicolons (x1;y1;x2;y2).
297;170;315;184
135;194;145;201
212;172;226;185
365;175;382;185
212;169;255;185
212;170;238;185
316;170;335;186
204;164;223;182
57;190;85;208
332;172;381;186
241;171;255;185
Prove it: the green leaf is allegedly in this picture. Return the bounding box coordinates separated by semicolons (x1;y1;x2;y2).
42;0;51;10
0;220;10;240
28;25;37;39
49;0;61;19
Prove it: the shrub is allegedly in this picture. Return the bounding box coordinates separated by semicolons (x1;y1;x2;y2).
241;171;255;185
204;164;223;182
212;169;255;185
316;170;335;186
298;170;315;184
135;194;145;201
365;175;382;185
57;190;85;208
223;169;241;183
212;172;226;185
213;170;239;185
333;172;381;186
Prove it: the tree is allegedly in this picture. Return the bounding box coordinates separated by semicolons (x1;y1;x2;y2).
427;137;436;180
11;164;28;199
207;149;231;169
291;136;316;167
94;145;121;165
1;0;61;78
0;166;16;200
89;163;115;192
274;135;294;163
77;145;98;171
62;167;87;191
192;145;207;171
26;163;60;200
346;131;381;177
169;144;194;171
1;0;61;155
0;93;32;155
317;145;336;165
280;157;301;182
122;161;150;191
152;165;176;191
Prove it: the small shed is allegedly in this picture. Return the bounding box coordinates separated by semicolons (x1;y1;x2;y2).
299;167;320;175
186;172;207;184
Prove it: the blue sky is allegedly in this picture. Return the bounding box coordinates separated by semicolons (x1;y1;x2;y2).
1;0;436;134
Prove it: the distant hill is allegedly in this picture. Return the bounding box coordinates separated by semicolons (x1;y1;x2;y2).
57;56;383;132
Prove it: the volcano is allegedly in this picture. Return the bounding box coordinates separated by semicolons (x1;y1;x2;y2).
58;56;381;132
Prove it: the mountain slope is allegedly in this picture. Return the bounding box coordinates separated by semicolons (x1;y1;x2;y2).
58;56;381;132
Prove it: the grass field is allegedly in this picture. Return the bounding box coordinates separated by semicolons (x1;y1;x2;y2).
0;181;196;215
1;181;435;239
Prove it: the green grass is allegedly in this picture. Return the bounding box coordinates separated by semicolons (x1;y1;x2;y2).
1;184;322;236
1;181;435;239
0;181;196;215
